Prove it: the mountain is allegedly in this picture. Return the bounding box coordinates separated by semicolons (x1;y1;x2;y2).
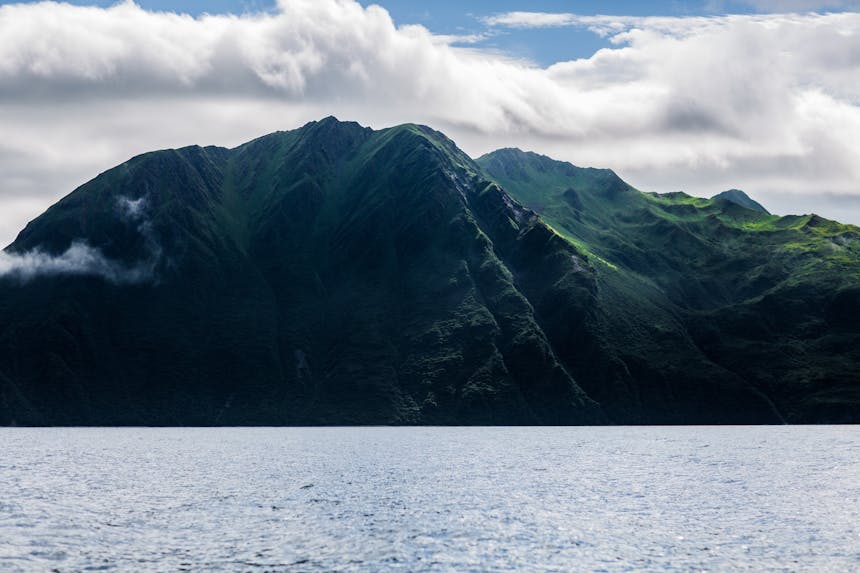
0;118;602;425
711;189;770;214
1;118;858;425
477;148;860;423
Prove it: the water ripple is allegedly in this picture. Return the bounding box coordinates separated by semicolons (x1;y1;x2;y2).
0;426;858;571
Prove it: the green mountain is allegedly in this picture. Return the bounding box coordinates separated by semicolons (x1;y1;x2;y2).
477;148;860;423
712;189;770;214
1;119;858;425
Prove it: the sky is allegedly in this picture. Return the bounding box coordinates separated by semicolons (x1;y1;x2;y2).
0;0;859;247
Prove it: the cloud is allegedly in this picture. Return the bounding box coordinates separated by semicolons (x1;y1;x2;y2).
482;12;584;29
0;241;155;284
480;10;860;213
0;0;858;247
735;1;860;11
117;196;147;220
0;195;161;284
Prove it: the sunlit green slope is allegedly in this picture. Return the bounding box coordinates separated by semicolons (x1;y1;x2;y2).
478;148;860;422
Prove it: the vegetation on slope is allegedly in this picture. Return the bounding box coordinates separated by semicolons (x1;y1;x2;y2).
0;119;857;425
478;148;860;422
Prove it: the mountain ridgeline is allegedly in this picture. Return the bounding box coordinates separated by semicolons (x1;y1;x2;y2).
1;118;858;425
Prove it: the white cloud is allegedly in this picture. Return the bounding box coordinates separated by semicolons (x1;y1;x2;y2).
482;12;583;28
0;0;859;249
117;196;147;220
0;241;154;284
737;1;860;11
0;194;161;283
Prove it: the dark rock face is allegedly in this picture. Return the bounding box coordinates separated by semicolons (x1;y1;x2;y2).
0;118;857;425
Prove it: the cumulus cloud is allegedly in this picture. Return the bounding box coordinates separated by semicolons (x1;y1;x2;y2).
0;0;858;246
0;195;161;284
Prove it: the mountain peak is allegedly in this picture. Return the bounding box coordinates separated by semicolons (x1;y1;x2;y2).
1;119;858;426
711;189;769;214
301;115;345;128
299;115;369;137
477;147;626;180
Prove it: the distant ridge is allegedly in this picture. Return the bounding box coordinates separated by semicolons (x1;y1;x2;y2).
711;189;770;214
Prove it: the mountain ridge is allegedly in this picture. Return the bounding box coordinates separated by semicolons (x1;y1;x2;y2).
1;118;858;425
711;188;770;214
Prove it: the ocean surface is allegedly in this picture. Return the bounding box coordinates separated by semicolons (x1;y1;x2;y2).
0;426;858;572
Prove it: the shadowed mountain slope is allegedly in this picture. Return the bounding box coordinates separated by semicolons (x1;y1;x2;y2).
0;119;600;425
0;119;857;424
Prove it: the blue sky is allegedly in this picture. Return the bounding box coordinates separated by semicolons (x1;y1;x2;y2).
3;0;857;64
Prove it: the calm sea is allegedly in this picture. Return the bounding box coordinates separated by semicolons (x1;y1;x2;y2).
0;426;858;572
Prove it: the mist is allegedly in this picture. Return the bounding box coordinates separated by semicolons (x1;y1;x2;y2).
0;241;155;284
0;195;161;285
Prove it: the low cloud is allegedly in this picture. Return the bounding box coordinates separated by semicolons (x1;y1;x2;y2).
0;0;858;244
117;196;147;220
0;195;161;284
0;241;155;284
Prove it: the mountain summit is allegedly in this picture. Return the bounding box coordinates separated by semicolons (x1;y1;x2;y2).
711;189;770;214
1;118;858;425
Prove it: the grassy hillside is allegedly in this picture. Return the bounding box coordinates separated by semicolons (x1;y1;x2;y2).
478;148;860;422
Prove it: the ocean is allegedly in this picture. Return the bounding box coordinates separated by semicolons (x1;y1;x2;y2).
1;426;858;571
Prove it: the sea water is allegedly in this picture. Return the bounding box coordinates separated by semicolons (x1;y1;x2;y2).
0;426;858;572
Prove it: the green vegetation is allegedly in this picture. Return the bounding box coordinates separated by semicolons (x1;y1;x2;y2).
712;189;770;214
0;119;857;425
0;118;601;425
478;148;860;423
